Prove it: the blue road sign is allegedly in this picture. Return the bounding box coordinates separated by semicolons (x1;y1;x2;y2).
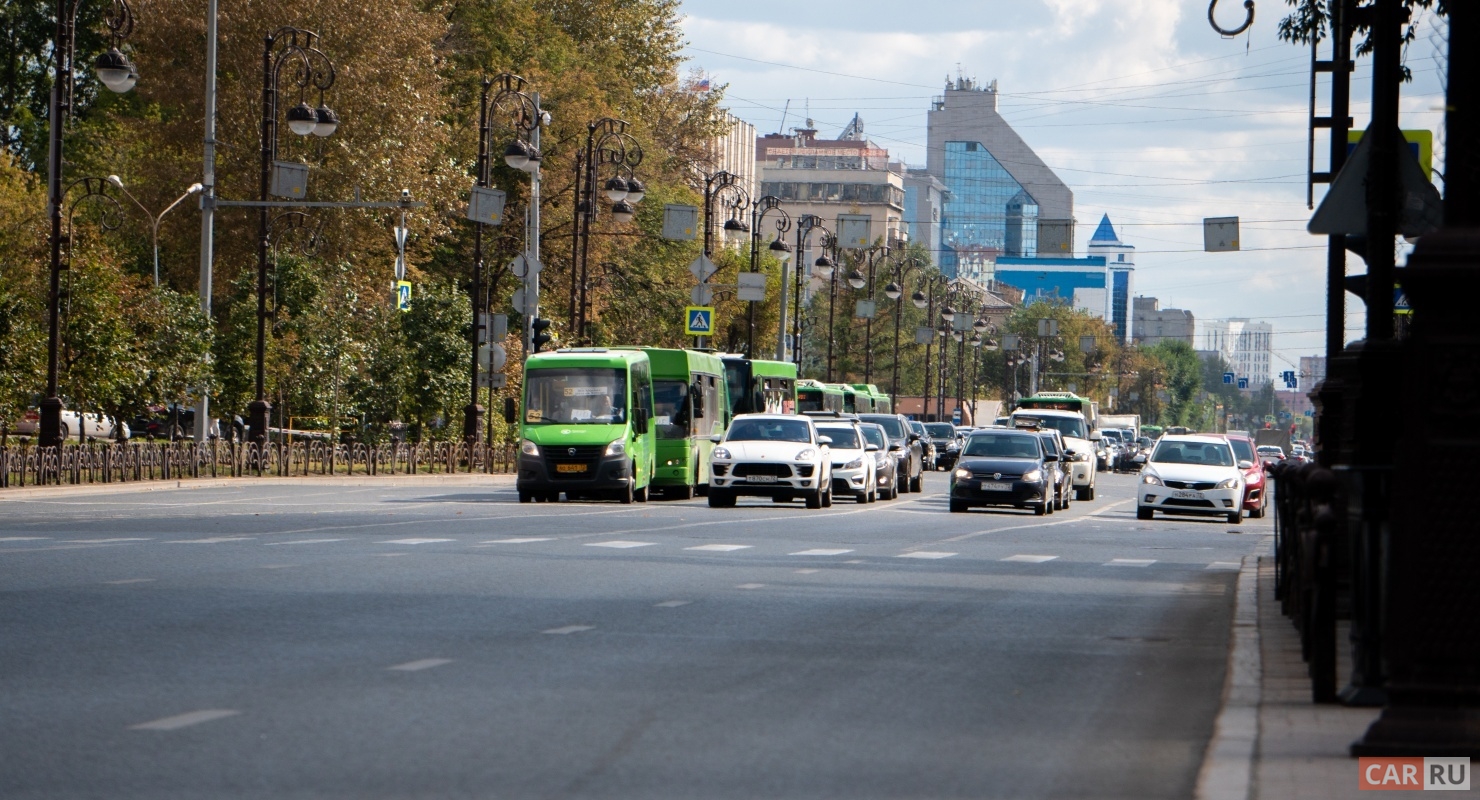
1223;372;1235;385
1237;377;1249;389
685;306;714;336
1304;409;1314;417
396;281;412;312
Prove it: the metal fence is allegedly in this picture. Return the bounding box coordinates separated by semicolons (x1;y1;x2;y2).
1269;460;1346;703
0;441;517;489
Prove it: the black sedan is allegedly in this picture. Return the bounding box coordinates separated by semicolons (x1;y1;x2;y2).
948;430;1054;515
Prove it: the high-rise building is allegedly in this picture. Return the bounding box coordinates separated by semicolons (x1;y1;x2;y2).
1085;215;1135;343
1201;318;1274;387
902;167;949;263
1299;356;1327;388
706;112;758;202
926;76;1075;279
756;118;905;248
1132;296;1195;347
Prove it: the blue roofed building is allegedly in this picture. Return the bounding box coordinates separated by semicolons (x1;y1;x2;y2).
1086;214;1135;343
994;215;1136;344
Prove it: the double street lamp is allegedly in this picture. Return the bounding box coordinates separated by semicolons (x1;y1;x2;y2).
790;215;835;370
845;244;889;385
883;253;927;407
109;176;204;287
694;170;750;348
910;273;949;421
465;73;543;443
748;197;791;356
247;27;338;445
570;118;643;342
41;0;139;448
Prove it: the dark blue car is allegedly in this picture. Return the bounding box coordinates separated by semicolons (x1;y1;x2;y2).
948;430;1055;515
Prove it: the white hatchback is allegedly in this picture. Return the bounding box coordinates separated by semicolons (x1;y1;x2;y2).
1137;435;1249;525
708;414;833;509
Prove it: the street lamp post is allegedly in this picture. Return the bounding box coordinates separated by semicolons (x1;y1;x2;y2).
696;170;749;349
41;0;139;448
570;118;643;342
911;272;948;421
883;254;924;408
791;215;833;369
463;73;542;443
846;244;888;385
748;196;790;356
247;27;337;445
109;176;204;286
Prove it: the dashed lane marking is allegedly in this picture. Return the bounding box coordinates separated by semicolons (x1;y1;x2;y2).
65;537;153;543
543;625;595;635
898;551;957;559
479;537;557;544
794;569;820;574
388;658;453;672
0;537;51;542
1001;555;1058;563
654;600;691;608
104;578;156;585
266;538;348;546
935;499;1134;544
790;549;853;556
129;709;240;731
585;541;657;549
735;583;767;590
167;537;255;544
684;544;752;552
1106;558;1157;567
380;538;456;545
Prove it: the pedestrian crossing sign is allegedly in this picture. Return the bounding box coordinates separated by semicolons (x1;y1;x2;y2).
685;306;714;335
396;280;412;312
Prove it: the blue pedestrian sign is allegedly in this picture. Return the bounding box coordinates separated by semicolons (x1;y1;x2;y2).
1237;377;1249;389
396;280;412;312
1223;372;1236;385
685;306;714;336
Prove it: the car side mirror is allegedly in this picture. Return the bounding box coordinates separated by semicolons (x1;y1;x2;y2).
909;433;920;442
503;397;517;426
1063;449;1076;458
865;444;879;452
709;434;723;444
818;436;832;446
1237;460;1254;470
889;442;903;451
633;408;649;435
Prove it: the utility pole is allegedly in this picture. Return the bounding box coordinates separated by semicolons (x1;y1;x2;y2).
195;0;218;442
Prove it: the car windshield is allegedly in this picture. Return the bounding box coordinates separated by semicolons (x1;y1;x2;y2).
861;415;905;438
962;433;1042;459
860;425;887;449
1228;439;1255;462
652;380;690;440
1257;446;1285;457
925;423;955;438
525;368;626;425
1151;441;1235;466
726;418;812;443
797;391;825;412
817;426;861;449
1015;415;1088;440
1103;430;1123;442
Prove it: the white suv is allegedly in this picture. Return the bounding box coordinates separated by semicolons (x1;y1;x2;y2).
708;414;833;509
815;420;878;503
1010;409;1097;500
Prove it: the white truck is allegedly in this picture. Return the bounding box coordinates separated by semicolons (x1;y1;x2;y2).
1098;413;1140;441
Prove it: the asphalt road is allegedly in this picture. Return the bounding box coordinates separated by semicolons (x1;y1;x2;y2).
0;471;1268;799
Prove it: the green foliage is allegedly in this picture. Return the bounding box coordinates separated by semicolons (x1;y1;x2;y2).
1276;0;1446;81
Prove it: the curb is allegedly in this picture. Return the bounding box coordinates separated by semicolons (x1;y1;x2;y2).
0;473;517;500
1194;547;1264;800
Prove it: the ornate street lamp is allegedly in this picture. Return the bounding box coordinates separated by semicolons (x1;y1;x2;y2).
747;196;790;356
883;252;925;407
571;118;642;341
247;27;337;445
41;0;138;448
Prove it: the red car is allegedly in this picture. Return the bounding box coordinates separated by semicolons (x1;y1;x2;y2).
1218;433;1267;519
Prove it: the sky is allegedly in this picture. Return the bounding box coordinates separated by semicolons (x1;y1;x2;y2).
676;0;1449;380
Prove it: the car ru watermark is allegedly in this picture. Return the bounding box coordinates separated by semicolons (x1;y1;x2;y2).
1359;757;1469;791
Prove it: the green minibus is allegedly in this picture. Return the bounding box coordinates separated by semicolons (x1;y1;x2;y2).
722;356;799;416
511;348;656;504
850;383;892;414
635;348;727;499
797;379;845;413
830;383;862;414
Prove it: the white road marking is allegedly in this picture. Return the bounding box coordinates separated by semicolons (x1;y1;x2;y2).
1106;558;1157;567
260;564;297;569
735;583;766;590
936;499;1135;544
844;559;865;564
790;549;853;556
380;538;455;545
898;551;956;559
168;537;255;544
479;537;556;544
684;544;752;552
104;578;156;585
585;540;656;549
1207;561;1242;570
654;600;691;608
388;658;452;672
0;537;50;542
374;553;409;557
543;625;595;635
1002;555;1058;563
129;709;240;731
794;569;820;574
266;538;348;546
66;538;153;543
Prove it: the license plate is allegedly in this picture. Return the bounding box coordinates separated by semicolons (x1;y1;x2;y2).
980;482;1011;492
556;463;587;474
747;475;778;483
1173;489;1203;499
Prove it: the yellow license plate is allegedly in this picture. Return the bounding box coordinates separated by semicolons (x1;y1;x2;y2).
556;463;587;474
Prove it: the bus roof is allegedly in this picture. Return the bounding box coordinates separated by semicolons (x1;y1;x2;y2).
798;379;844;396
850;383;888;399
529;348;649;368
745;359;798;380
615;347;723;376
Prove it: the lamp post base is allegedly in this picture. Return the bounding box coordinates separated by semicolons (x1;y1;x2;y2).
39;396;64;448
464;403;485;444
247;399;271;445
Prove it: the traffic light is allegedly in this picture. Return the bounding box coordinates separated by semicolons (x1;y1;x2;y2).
530;318;552;353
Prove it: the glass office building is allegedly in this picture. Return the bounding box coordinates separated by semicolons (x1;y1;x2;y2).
940;141;1038;279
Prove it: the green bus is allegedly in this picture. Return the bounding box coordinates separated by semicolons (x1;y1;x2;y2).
511;348;656;504
797;379;845;413
850;384;892;414
830;383;863;414
639;348;727;499
722;356;799;416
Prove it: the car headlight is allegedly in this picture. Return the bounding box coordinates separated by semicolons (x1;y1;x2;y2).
946;442;960;451
604;439;626;457
794;448;816;461
1021;469;1042;483
713;447;732;460
1073;452;1090;462
1216;477;1239;489
1142;474;1163;485
843;457;864;470
953;467;971;480
521;439;540;456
